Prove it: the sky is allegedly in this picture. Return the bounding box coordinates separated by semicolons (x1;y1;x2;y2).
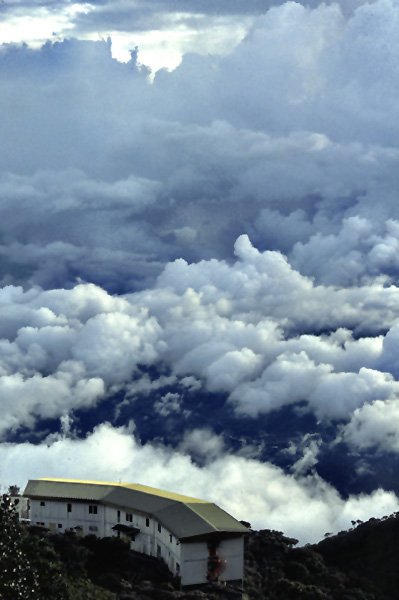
2;0;399;544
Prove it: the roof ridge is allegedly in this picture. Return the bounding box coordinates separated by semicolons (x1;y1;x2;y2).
38;478;208;504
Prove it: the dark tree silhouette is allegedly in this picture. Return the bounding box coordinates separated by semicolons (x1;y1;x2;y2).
7;485;20;497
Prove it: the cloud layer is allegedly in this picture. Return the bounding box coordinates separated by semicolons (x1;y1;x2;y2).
2;0;399;541
1;241;399;454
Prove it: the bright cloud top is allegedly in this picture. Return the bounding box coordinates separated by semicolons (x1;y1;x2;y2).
0;238;399;453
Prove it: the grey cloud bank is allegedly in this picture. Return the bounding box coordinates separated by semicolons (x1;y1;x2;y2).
2;0;399;542
2;2;399;292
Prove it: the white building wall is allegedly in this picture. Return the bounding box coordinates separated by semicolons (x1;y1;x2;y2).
180;537;244;587
180;541;208;586
219;537;244;582
113;505;181;573
30;498;107;535
29;498;181;575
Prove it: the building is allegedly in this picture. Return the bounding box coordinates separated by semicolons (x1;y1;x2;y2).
23;478;248;587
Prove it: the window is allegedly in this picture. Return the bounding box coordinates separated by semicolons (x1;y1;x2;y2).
117;510;120;522
145;517;150;527
58;524;62;529
176;563;180;574
157;544;161;558
40;501;46;507
89;525;98;532
169;534;173;543
67;503;72;513
89;505;98;514
157;523;162;533
126;513;133;522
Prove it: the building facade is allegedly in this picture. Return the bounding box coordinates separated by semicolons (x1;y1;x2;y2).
23;478;247;587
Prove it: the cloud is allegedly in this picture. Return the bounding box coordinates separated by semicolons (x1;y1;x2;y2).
147;237;399;427
2;3;399;292
2;0;399;529
178;428;226;461
341;398;399;453
1;1;372;62
290;435;321;476
0;283;162;436
1;235;399;443
0;367;104;435
154;392;182;417
1;422;397;544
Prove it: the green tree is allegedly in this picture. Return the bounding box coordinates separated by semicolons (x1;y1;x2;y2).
22;530;68;600
0;494;39;600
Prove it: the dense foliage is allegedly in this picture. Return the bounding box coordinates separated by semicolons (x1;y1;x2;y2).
1;496;396;599
245;529;382;600
316;513;399;599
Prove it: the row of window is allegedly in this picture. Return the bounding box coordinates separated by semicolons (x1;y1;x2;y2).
35;522;98;532
125;513;151;528
37;502;173;542
35;522;63;528
40;501;96;514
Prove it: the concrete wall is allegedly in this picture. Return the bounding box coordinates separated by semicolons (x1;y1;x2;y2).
219;537;244;583
180;540;208;586
29;498;181;575
180;536;244;586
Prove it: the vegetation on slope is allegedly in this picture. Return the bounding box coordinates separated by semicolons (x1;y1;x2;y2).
316;513;399;599
245;528;382;599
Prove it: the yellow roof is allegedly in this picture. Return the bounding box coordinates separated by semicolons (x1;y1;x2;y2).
39;477;208;504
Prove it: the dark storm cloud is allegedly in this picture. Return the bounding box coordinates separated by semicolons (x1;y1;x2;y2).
70;0;377;32
1;0;372;18
0;0;59;10
67;0;285;34
2;7;399;291
1;1;399;292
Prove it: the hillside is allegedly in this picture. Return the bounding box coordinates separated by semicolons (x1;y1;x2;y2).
316;513;399;599
244;528;382;600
